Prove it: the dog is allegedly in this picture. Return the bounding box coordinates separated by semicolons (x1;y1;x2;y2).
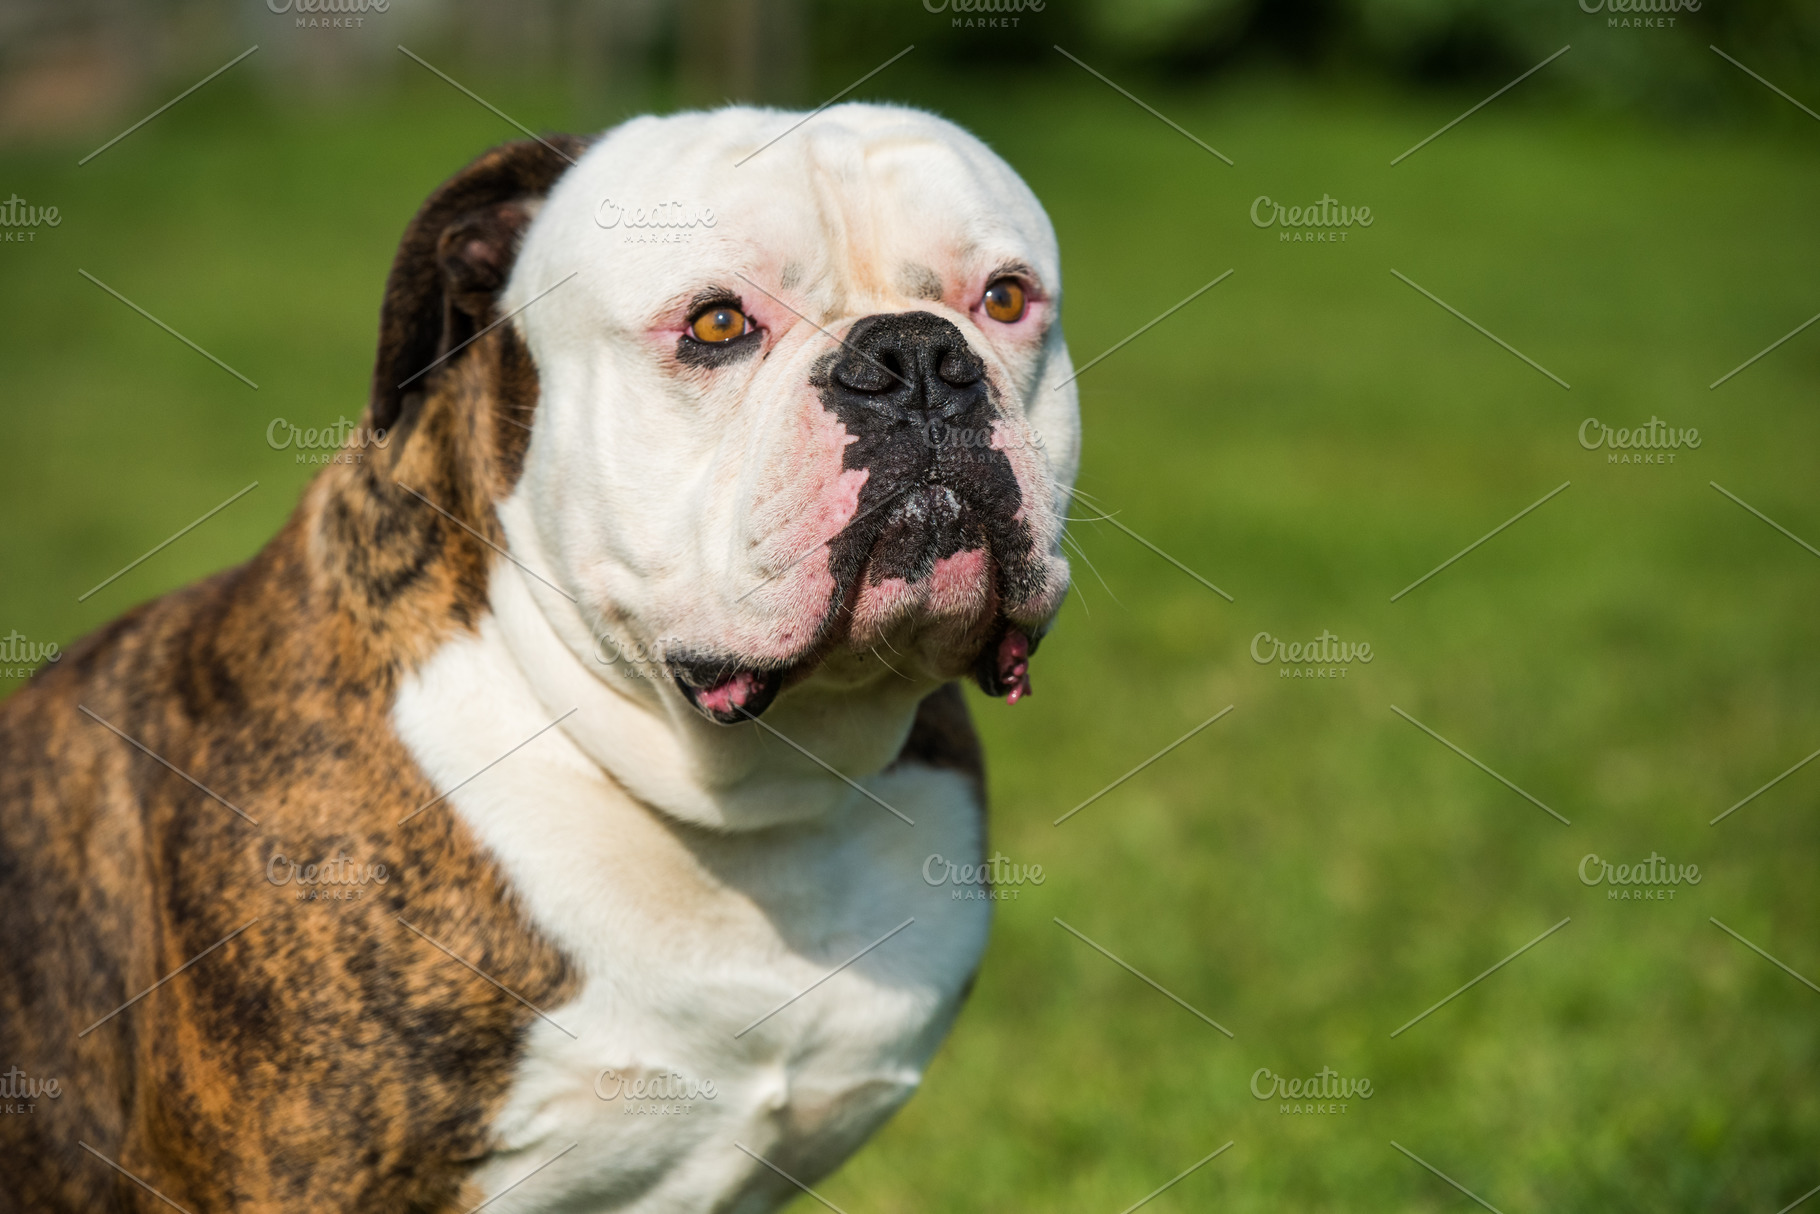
0;103;1078;1212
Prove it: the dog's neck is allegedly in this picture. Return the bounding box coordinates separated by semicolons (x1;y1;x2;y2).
484;491;940;831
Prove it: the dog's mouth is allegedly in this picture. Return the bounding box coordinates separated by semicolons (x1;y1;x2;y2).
669;620;1037;726
670;660;790;726
972;624;1036;704
670;466;1059;725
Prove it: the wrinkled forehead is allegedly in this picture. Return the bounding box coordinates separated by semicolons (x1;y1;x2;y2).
512;104;1059;328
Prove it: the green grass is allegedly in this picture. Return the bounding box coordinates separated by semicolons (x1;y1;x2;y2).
2;63;1817;1213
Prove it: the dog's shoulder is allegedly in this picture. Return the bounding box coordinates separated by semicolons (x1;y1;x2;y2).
0;524;580;1212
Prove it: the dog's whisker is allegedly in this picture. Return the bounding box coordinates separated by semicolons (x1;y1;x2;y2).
1058;544;1093;616
1068;486;1111;508
868;646;911;682
1063;489;1232;602
1060;530;1118;611
1058;532;1094;613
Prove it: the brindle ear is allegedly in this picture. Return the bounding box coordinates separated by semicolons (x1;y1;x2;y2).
370;135;589;432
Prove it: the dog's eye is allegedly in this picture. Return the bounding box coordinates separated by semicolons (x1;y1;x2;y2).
689;305;749;343
981;278;1027;324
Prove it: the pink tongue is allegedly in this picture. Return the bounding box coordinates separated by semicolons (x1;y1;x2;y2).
696;670;761;715
997;630;1032;705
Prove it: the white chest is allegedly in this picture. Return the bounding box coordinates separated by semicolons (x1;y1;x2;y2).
392;623;991;1214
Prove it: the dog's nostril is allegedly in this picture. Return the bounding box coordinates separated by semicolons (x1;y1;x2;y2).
936;346;983;387
835;348;921;398
834;357;894;394
831;313;986;409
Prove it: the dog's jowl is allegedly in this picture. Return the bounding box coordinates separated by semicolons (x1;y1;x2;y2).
0;104;1078;1213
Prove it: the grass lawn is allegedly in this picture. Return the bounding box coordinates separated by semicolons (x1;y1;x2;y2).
1;59;1816;1213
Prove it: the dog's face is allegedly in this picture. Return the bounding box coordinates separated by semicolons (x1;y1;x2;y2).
499;105;1078;725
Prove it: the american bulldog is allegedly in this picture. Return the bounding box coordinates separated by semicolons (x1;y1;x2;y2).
0;102;1078;1212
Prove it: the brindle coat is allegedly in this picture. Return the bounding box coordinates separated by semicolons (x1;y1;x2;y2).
0;137;983;1214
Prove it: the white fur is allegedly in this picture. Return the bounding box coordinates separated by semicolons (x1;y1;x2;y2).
389;104;1078;1211
495;103;1079;827
393;586;989;1212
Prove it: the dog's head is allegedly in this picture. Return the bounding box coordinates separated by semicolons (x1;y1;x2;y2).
369;105;1077;760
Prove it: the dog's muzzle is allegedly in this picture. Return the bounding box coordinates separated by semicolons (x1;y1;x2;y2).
819;310;1033;584
674;312;1049;724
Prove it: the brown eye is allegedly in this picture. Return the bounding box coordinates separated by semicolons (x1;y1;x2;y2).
689;305;748;343
982;278;1027;323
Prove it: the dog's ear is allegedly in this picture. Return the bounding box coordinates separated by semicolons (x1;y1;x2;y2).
369;135;589;432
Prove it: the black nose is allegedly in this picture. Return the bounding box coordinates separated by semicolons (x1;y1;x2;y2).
830;312;987;426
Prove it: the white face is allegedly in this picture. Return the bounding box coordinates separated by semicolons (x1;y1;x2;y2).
501;103;1078;735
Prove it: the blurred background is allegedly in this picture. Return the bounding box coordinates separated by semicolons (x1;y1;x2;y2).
4;0;1820;136
2;0;1818;1210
